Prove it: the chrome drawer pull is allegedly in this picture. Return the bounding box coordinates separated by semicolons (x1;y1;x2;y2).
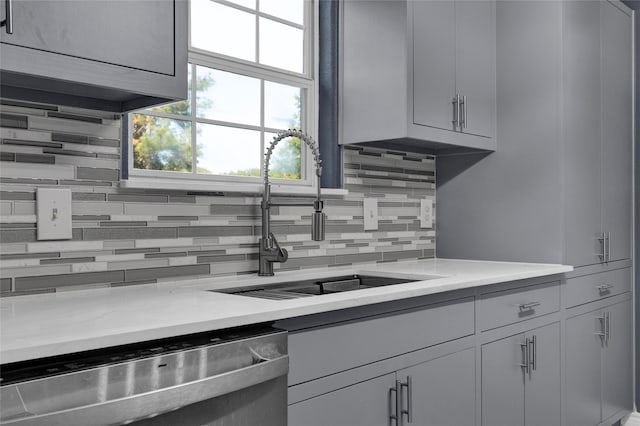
597;284;613;293
518;301;541;312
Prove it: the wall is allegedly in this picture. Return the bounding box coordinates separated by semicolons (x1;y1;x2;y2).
0;99;436;296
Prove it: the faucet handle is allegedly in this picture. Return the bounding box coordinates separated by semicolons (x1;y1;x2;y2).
269;232;288;262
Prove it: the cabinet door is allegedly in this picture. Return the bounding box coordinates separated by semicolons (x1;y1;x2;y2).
413;0;457;131
288;373;395;426
562;0;603;267
0;1;175;76
524;322;560;426
565;309;603;426
482;334;525;426
455;1;494;138
601;299;633;420
397;347;475;426
601;0;632;263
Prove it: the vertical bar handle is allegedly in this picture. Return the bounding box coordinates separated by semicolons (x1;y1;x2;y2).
2;0;13;34
529;335;537;372
460;95;467;129
399;376;413;423
605;311;611;345
389;385;399;426
520;338;530;375
606;231;611;262
595;313;606;342
452;94;459;130
597;233;606;261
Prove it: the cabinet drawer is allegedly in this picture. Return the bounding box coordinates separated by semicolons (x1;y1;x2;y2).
478;281;560;331
566;268;631;308
288;297;475;385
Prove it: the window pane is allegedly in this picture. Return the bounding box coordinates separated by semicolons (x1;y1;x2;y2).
260;0;304;25
259;18;303;73
197;124;261;176
265;81;301;130
196;67;260;126
149;65;192;116
132;114;192;172
228;0;255;9
191;0;255;62
265;132;301;180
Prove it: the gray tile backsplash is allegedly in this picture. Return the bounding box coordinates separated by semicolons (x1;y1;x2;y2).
0;100;436;296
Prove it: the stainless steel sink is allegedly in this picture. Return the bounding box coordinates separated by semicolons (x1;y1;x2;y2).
211;274;437;300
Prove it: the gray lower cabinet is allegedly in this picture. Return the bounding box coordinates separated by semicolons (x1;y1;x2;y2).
482;322;561;426
288;347;476;426
288;373;396;426
566;299;632;426
0;0;187;112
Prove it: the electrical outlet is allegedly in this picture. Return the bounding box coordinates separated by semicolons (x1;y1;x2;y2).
363;198;378;231
420;198;433;229
37;188;72;240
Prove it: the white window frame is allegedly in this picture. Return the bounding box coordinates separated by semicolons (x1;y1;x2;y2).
126;0;318;193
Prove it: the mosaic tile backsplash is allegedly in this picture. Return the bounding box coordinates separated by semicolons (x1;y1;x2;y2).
0;99;436;296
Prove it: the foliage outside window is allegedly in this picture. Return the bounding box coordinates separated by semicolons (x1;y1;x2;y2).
130;0;314;184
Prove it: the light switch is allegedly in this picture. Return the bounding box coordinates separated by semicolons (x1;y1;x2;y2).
420;198;433;229
363;197;378;231
37;188;72;240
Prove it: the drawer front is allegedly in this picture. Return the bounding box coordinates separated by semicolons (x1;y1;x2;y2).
566;268;631;308
478;281;560;331
288;297;475;385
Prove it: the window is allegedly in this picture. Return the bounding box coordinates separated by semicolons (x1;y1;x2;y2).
128;0;315;187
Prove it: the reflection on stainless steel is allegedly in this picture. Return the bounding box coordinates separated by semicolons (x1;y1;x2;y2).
0;326;288;425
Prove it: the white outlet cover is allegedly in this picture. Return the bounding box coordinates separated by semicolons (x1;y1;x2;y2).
363;197;378;231
37;188;73;240
420;198;433;229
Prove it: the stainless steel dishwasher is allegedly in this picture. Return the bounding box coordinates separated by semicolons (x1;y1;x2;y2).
0;325;288;426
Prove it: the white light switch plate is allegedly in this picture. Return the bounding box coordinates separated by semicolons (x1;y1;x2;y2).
37;188;72;240
420;198;433;229
363;197;378;231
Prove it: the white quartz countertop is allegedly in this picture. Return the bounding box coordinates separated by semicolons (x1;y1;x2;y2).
0;258;572;364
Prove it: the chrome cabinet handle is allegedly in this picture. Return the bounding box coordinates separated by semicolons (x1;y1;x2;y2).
598;233;606;261
452;94;460;130
460;95;467;129
518;301;541;312
399;376;413;423
606;232;611;262
605;311;611;344
596;313;606;341
520;337;530;375
1;0;13;34
528;335;537;372
389;384;399;426
597;284;613;294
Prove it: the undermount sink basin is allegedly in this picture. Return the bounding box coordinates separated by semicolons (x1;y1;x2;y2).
211;274;441;301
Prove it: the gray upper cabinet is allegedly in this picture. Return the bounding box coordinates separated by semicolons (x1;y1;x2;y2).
0;0;187;112
340;0;496;154
437;0;633;270
600;0;633;264
414;0;494;138
564;0;633;267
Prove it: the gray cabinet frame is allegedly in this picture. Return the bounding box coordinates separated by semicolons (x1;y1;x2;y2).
0;0;188;112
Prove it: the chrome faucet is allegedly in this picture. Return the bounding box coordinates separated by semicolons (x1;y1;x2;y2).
259;129;326;276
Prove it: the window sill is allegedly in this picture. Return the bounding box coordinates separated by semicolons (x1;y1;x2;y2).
119;178;348;197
